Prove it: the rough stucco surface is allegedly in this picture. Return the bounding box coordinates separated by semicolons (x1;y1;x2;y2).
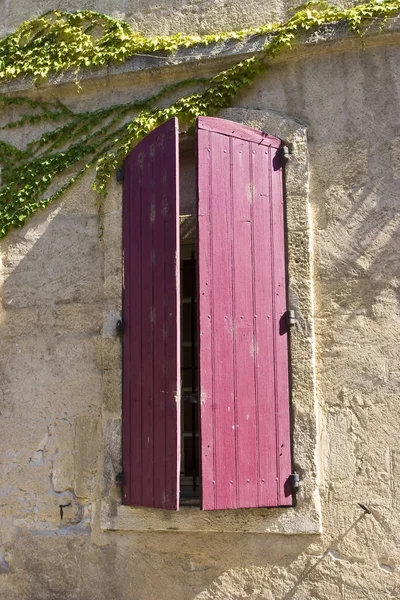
0;10;400;600
0;0;362;37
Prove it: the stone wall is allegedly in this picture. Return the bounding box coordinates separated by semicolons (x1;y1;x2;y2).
0;10;400;600
0;0;358;37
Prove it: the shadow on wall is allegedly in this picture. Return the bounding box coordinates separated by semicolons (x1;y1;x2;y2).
2;510;399;600
313;149;400;320
191;512;399;600
310;173;400;451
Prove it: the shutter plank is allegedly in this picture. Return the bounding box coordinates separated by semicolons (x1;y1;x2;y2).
198;129;237;510
152;136;167;507
252;144;285;506
231;137;259;508
141;145;154;506
197;130;216;509
209;131;237;510
123;118;180;510
198;117;292;510
195;116;274;145
271;149;292;506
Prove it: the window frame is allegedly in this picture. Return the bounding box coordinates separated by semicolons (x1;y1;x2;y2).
100;108;321;534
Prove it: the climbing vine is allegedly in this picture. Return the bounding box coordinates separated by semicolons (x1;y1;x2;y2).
0;0;399;237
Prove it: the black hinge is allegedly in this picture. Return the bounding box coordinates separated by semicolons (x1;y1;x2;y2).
291;472;300;491
116;472;124;487
286;309;297;327
116;319;124;335
116;168;124;182
281;145;290;163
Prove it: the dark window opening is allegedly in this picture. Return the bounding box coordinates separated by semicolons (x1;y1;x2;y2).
180;250;200;505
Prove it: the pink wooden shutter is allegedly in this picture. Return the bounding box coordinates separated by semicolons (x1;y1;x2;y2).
122;118;180;510
197;116;292;510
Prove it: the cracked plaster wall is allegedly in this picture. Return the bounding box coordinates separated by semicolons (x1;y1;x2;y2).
0;19;400;600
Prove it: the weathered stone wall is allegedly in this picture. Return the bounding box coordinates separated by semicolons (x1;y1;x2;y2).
0;0;361;37
0;12;400;600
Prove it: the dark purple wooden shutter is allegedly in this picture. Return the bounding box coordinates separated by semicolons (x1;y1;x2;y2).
197;116;292;510
122;118;180;510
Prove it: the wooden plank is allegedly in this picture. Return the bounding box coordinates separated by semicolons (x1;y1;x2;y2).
197;116;281;147
197;128;216;510
231;137;258;508
210;131;237;510
122;118;180;509
152;132;166;508
198;127;238;510
140;133;155;507
270;147;292;506
252;143;280;507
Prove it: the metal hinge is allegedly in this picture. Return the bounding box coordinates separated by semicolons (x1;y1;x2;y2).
116;319;124;335
281;145;290;163
291;472;300;491
116;168;124;182
116;472;124;487
286;309;297;327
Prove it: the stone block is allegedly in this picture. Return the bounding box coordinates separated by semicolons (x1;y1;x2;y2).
103;212;122;302
103;369;122;414
49;419;75;494
2;213;103;309
102;311;122;339
0;337;102;419
101;337;122;371
74;416;100;499
390;136;400;179
102;418;121;497
102;179;122;215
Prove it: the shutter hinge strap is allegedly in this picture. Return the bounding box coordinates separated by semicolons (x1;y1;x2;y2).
116;472;124;487
116;168;124;182
281;145;290;162
291;472;300;491
116;319;124;335
286;309;297;327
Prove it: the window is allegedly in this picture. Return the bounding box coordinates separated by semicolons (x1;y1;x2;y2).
121;116;292;511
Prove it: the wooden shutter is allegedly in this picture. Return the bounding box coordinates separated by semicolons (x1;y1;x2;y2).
197;116;292;510
122;118;180;510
